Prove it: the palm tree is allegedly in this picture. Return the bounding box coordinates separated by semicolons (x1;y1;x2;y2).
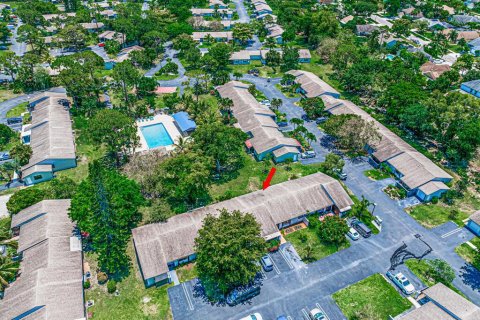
0;256;19;291
302;243;315;262
352;196;372;222
448;30;458;43
290;117;304;130
306;132;317;147
173;136;190;153
271;98;283;111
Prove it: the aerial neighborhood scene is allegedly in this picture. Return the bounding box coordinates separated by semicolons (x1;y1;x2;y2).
1;0;480;319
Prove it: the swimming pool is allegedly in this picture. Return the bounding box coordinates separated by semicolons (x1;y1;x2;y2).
140;123;174;149
386;54;395;61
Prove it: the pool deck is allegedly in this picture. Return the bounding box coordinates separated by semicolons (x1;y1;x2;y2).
136;114;183;152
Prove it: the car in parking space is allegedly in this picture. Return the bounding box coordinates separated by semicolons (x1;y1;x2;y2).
338;172;347;180
0;152;10;161
240;313;263;320
301;150;316;159
315;117;327;124
309;307;326;320
347;227;360;241
277;121;288;127
276;316;287;320
387;271;415;295
6;117;22;125
351;218;372;238
260;255;273;272
226;285;261;306
260;99;270;107
301;114;310;121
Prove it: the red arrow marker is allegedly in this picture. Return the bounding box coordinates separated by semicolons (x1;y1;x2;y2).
262;167;277;190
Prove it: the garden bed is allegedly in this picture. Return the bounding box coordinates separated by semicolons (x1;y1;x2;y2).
364;168;390;181
383;184;407;200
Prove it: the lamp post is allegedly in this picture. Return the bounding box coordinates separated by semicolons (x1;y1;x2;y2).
370;202;377;216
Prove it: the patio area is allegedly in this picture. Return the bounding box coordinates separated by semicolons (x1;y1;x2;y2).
136;114;183;152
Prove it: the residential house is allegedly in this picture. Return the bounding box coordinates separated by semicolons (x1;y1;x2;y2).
21;91;77;185
230;50;255;64
217;81;301;162
452;15;480;25
286;70;340;98
100;9;117;19
42;12;76;21
467;210;480;236
190;16;235;30
461;79;480;98
442;5;455;15
468;37;480;56
320;94;453;202
298;49;311;63
98;30;126;45
132;172;353;287
192;31;233;43
253;1;273;15
257;12;277;21
420;61;451;80
397;283;480;319
190;8;233;19
401;7;424;19
266;24;284;44
340;15;354;24
209;0;227;8
114;45;144;63
441;29;479;41
0;200;85;320
79;22;104;32
355;24;380;36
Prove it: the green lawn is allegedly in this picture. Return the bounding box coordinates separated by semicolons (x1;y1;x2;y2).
405;259;465;297
455;237;480;270
176;263;198;283
0;89;20;103
6;102;27;118
85;244;172;320
333;273;411;320
407;204;468;229
154;74;179;81
284;223;350;263
364;168;390;181
208;153;325;201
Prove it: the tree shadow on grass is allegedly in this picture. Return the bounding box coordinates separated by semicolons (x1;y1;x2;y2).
459;264;480;292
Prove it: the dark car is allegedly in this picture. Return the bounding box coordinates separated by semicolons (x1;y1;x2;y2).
226;285;260;306
277;121;288;127
173;53;178;58
301;114;309;121
315;117;327;124
0;152;10;161
352;219;372;238
0;46;8;50
6;117;22;125
260;255;273;272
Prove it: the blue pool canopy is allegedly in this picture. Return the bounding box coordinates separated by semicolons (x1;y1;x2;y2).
173;112;197;133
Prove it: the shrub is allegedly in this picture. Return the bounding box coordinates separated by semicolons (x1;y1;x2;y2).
448;209;459;221
107;280;117;294
431;197;439;204
83;280;91;289
7;188;46;215
97;271;108;284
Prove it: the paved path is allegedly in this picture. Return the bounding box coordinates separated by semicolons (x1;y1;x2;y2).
10;21;26;57
233;0;250;23
168;77;480;320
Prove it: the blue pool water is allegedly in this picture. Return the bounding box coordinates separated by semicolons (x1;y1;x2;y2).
140;123;174;149
386;54;395;61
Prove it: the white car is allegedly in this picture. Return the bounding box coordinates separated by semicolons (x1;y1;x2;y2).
240;313;263;320
347;228;360;241
309;308;326;320
387;271;415;295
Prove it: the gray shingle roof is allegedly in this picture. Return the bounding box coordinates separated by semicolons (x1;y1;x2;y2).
423;283;480;320
287;70;340;98
132;172;353;279
0;200;85;320
21;92;76;178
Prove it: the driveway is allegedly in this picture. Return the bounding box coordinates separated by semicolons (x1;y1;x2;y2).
168;77;480;319
10;21;26;57
233;0;250;23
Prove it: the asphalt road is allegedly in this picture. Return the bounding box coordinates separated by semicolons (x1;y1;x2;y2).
168;76;480;320
233;0;250;23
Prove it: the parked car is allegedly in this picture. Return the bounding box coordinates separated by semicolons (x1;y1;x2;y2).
260;255;273;272
338;172;347;180
276;316;288;320
277;121;288;127
0;152;10;161
226;285;261;306
0;46;8;50
173;53;178;58
309;307;326;320
301;114;310;121
98;43;105;47
6;117;22;125
351;219;371;238
240;313;263;320
315;117;327;124
387;271;415;295
347;227;360;241
261;99;270;105
301;150;316;159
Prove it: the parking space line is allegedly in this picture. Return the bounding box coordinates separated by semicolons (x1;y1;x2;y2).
287;316;293;320
181;283;194;311
441;227;462;238
279;248;294;269
301;308;310;319
268;253;281;274
260;269;267;280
